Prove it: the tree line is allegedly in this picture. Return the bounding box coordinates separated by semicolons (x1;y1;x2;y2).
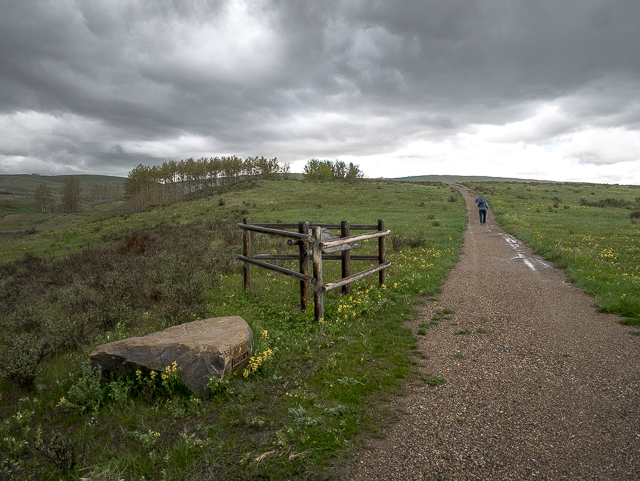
123;157;364;211
123;156;289;211
31;156;365;214
302;159;364;181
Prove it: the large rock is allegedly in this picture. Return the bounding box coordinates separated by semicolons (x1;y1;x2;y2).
90;316;253;394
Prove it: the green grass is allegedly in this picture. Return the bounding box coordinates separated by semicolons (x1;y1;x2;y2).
394;175;541;183
465;181;640;324
0;197;39;216
0;174;125;196
0;179;467;480
421;374;447;386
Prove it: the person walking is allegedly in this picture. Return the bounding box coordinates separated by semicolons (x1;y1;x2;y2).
475;196;489;224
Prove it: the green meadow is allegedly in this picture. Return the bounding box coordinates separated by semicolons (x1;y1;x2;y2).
0;179;467;480
465;181;640;326
2;176;638;479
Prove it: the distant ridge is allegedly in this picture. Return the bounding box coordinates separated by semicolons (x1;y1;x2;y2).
392;174;549;183
0;173;125;195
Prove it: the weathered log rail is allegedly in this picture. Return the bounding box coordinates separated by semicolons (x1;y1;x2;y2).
236;218;390;322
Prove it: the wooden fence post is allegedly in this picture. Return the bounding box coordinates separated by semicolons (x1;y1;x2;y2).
243;217;251;289
298;221;310;310
378;218;386;286
341;220;351;294
312;226;324;323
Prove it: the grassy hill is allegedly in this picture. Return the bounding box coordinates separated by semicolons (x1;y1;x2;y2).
0;174;126;217
393;174;547;183
0;173;125;195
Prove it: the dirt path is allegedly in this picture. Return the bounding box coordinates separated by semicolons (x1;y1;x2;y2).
346;184;640;480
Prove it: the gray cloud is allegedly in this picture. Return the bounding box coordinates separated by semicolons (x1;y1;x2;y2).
1;0;639;179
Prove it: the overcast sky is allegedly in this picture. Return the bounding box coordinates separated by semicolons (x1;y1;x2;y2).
1;1;639;183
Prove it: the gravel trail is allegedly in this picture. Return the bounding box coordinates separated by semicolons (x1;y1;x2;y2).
346;184;640;480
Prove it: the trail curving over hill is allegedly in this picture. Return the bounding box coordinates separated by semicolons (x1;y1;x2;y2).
347;184;640;480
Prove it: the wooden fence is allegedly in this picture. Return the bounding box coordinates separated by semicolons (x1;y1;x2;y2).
236;218;391;322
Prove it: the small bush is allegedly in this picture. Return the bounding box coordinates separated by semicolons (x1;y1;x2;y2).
630;211;640;220
0;334;52;388
208;376;232;396
118;232;156;255
65;363;104;413
390;234;426;251
34;431;85;474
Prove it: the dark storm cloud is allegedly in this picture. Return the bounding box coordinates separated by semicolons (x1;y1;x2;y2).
0;0;639;177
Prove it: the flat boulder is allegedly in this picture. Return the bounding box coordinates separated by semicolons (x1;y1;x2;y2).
90;316;253;394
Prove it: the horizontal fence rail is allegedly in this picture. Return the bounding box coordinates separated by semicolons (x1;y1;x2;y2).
320;229;390;250
251;223;379;230
321;261;392;293
236;255;316;284
234;223;313;240
236;218;390;322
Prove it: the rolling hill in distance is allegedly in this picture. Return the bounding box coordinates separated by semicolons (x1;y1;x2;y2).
0;173;126;195
393;174;546;183
0;173;547;197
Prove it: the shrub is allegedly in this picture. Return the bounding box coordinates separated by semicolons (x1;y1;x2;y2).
208;376;232;396
0;334;52;388
390;234;426;251
64;363;104;413
0;219;240;379
34;430;86;474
